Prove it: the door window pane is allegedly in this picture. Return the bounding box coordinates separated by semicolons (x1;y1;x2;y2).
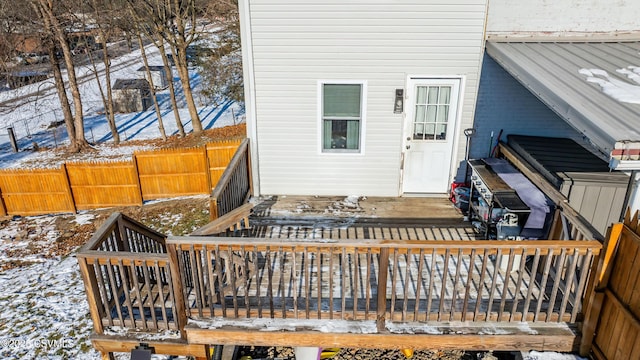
413;85;453;141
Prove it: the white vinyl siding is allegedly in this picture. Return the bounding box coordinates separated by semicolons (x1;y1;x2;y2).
247;0;487;196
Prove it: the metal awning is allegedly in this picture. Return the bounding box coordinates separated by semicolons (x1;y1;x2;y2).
485;41;640;170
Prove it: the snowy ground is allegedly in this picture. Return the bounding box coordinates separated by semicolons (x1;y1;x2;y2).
0;38;242;169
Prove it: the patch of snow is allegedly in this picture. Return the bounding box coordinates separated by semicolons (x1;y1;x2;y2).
73;213;96;226
522;351;586;360
189;318;378;334
579;66;640;104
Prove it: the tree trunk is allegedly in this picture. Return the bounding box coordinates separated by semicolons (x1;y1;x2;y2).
158;39;185;137
46;41;75;144
36;0;89;152
138;34;166;140
174;45;203;133
101;30;119;144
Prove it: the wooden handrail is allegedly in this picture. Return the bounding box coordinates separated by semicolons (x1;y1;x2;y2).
168;237;602;255
191;203;253;236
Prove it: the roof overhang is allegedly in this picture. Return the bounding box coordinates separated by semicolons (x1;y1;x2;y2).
485;41;640;170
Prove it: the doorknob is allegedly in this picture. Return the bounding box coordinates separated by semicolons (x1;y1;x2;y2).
406;137;411;141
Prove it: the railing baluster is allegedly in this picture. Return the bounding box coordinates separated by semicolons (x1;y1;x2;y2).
292;247;298;318
141;263;158;327
426;248;437;321
205;248;217;317
522;248;541;322
510;248;528;321
116;260;136;328
438;249;451;322
341;247;347;319
227;245;239;318
329;247;334;319
402;249;411;322
414;249;425;322
462;248;476;321
105;260;125;326
450;248;463;321
243;246;251;318
534;249;555;322
365;248;372;319
154;261;170;329
214;245;227;317
390;249;399;320
354;247;360;320
317;247;323;319
486;249;502;321
547;248;567;322
498;249;515;322
266;246;274;318
559;249;580;319
279;247;286;318
571;249;594;322
474;249;490;321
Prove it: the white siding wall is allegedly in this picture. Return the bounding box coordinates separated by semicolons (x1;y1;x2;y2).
247;0;488;196
487;0;640;34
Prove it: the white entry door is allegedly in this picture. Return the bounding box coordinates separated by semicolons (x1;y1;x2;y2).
402;78;461;194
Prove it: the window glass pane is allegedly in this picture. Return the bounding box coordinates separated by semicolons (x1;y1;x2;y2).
414;105;426;122
439;86;451;103
425;123;436;139
437;105;449;122
323;84;361;117
413;123;425;140
436;124;447;140
427;86;439;104
426;105;437;122
416;86;428;104
324;119;360;150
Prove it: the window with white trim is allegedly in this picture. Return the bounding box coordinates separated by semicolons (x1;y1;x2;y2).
321;83;363;153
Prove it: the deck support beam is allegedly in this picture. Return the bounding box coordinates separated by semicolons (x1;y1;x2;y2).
185;324;579;353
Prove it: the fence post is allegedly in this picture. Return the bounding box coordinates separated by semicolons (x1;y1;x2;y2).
7;127;18;152
579;223;624;356
61;164;77;214
131;154;144;205
377;247;389;332
203;145;212;194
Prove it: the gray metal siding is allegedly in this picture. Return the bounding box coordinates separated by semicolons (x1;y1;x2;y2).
248;0;487;196
468;54;588;168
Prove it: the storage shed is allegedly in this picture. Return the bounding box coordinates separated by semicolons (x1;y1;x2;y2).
136;65;169;89
112;79;153;113
506;135;629;237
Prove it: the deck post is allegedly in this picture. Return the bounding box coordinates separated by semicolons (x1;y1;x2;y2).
167;243;189;340
377;247;389;332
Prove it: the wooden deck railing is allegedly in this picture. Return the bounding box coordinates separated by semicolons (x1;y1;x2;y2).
210;138;251;220
77;213;186;336
167;237;602;328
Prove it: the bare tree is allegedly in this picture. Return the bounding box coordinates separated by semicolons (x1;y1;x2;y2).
126;0;206;134
31;0;90;152
85;0;120;144
200;0;243;107
137;32;167;140
126;6;185;137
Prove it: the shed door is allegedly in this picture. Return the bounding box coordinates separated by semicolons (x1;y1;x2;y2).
402;78;461;194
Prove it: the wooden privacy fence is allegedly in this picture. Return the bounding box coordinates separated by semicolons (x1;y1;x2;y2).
580;211;640;359
0;139;242;216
